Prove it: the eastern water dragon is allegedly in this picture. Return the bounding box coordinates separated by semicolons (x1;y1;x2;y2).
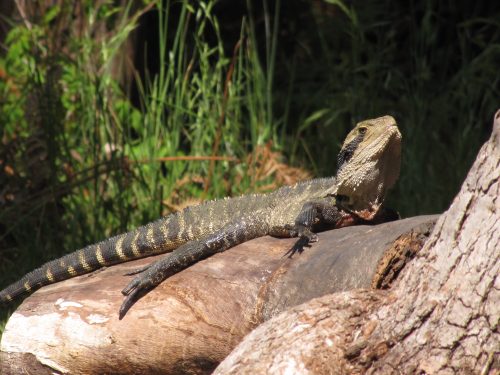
0;115;402;319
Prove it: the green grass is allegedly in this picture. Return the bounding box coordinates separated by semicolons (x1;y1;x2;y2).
1;0;499;335
0;0;285;331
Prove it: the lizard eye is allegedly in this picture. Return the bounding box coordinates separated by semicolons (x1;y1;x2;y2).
358;126;367;135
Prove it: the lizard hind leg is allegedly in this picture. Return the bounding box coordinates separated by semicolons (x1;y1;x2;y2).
118;220;268;319
119;252;187;319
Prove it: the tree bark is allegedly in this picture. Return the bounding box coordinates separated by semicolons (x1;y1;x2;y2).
215;111;500;375
0;215;437;374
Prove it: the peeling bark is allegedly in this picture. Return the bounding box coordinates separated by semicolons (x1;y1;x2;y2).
215;111;500;375
361;111;500;374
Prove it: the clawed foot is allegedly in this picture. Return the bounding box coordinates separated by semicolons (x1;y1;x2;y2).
119;273;154;320
119;256;178;319
119;266;153;319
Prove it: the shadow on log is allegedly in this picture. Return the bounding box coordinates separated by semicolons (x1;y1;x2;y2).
0;214;438;374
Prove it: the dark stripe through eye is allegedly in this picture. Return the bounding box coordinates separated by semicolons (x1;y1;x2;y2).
336;133;365;173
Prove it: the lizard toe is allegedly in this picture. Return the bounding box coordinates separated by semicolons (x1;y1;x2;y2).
123;264;151;276
121;277;140;296
119;277;153;319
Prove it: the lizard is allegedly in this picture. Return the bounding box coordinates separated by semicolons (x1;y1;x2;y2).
0;115;402;319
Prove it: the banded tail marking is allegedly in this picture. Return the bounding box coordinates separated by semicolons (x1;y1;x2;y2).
115;235;128;260
146;225;156;251
78;250;93;271
159;218;170;244
95;244;107;266
67;266;77;276
130;231;141;257
46;268;55;282
23;281;32;292
177;213;186;241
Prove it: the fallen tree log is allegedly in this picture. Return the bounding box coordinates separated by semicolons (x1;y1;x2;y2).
0;214;437;374
215;111;500;374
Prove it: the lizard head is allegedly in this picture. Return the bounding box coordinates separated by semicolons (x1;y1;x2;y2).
335;115;402;220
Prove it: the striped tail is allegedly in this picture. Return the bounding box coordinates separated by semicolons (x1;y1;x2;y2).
0;240;112;305
0;188;271;305
0;214;191;305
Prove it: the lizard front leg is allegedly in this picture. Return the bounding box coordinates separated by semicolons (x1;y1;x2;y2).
119;220;268;319
283;198;345;258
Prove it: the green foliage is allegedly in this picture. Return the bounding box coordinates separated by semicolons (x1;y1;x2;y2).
0;0;282;327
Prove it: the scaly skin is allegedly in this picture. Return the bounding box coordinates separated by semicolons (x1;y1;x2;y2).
0;115;402;319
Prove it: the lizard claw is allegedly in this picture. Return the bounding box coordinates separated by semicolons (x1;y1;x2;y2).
119;276;152;320
121;277;140;296
119;257;175;319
